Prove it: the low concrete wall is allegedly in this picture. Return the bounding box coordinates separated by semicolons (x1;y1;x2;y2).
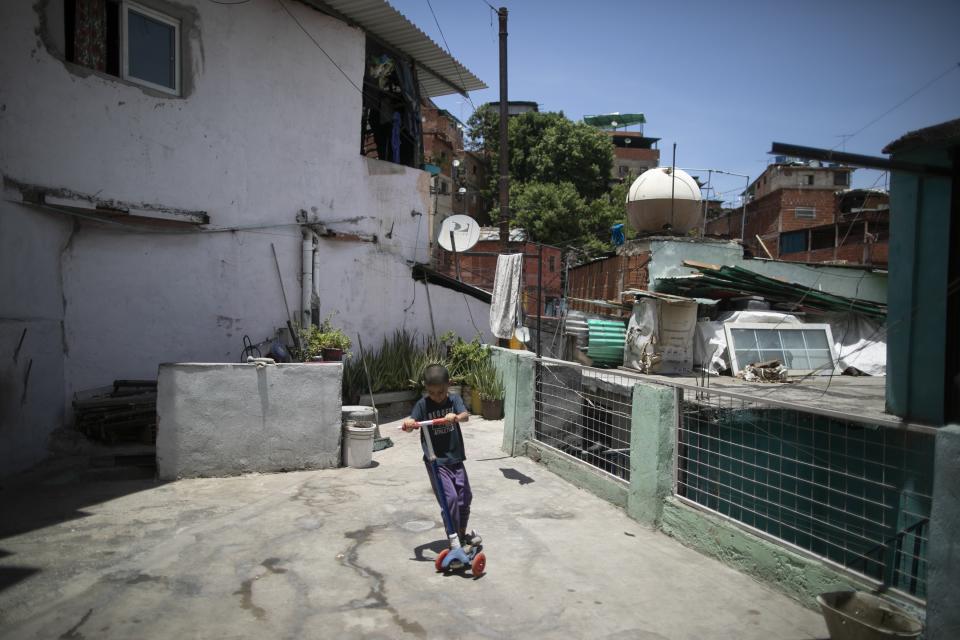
659;497;864;609
505;360;919;612
527;440;629;508
627;382;677;527
926;424;960;640
491;347;535;456
157;362;343;479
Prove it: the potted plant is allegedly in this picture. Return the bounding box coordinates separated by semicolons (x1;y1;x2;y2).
475;362;505;420
446;334;489;412
303;315;352;362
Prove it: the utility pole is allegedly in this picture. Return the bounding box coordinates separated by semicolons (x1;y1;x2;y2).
497;7;509;253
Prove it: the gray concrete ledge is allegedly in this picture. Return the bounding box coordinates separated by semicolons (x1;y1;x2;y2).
157;362;343;479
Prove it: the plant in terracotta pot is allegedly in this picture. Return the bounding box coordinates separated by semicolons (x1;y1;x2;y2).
306;315;352;362
474;362;505;420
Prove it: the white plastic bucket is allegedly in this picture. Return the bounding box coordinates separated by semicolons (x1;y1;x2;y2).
342;420;376;468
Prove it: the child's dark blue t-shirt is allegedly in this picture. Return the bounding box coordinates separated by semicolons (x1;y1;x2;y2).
411;394;467;464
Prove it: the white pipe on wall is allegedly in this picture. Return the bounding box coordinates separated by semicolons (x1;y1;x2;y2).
301;229;315;328
312;237;321;320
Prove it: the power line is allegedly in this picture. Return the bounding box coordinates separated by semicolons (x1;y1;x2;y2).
424;0;479;113
275;0;369;99
831;60;960;150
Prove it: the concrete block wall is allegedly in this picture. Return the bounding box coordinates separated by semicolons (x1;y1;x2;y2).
157;362;343;479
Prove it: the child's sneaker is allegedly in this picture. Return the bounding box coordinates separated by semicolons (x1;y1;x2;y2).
461;529;482;547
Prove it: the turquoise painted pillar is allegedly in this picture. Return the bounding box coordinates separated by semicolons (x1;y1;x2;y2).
885;147;954;424
490;347;535;456
627;381;678;527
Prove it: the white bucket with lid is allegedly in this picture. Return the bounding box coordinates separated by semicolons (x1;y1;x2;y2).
342;420;376;468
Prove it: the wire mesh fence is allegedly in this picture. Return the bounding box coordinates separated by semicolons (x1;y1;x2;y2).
533;359;634;481
675;387;935;598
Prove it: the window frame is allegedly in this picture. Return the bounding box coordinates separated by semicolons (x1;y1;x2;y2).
723;322;840;377
121;1;181;96
795;206;816;219
779;229;809;254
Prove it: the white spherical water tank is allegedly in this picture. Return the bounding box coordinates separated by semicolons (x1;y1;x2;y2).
626;168;702;234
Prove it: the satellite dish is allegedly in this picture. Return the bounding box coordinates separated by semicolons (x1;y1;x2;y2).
438;215;480;252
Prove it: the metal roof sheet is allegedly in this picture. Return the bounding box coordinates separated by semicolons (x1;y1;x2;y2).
306;0;487;98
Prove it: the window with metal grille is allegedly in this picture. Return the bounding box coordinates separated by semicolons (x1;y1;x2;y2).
795;207;816;219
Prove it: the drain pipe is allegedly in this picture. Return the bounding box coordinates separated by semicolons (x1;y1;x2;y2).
301;229;315;328
312;235;321;323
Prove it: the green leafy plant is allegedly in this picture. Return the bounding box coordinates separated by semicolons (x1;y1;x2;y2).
295;315;352;362
469;360;505;401
447;336;490;382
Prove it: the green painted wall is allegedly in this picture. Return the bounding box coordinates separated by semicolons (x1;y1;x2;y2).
627;382;677;527
676;404;933;597
490;347;535;456
886;147;954;424
659;497;867;609
927;424;960;640
527;440;629;508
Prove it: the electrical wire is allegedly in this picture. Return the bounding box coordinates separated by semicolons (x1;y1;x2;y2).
275;0;371;100
424;0;478;111
830;61;960;151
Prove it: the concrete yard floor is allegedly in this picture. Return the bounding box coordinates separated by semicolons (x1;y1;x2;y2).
0;419;828;639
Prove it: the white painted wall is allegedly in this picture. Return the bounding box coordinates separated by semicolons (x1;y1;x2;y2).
0;1;488;475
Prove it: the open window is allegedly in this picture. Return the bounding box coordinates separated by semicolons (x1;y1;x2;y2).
64;0;181;96
361;38;423;168
724;323;840;376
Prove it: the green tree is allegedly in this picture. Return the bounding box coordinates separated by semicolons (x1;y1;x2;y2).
466;107;614;201
510;182;587;247
467;105;626;259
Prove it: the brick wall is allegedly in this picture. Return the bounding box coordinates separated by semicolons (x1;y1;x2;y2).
778;189;838;232
567;252;650;316
436;240;563;315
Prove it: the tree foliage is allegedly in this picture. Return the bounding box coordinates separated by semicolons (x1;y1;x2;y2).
467;105;624;257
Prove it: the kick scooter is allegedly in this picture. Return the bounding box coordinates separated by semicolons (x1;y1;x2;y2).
402;418;486;577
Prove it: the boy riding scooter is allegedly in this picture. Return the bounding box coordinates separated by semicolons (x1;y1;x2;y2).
402;364;484;574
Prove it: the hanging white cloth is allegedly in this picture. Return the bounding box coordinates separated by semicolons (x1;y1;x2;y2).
489;253;524;339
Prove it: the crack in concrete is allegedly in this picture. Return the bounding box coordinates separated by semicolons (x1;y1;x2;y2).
338;525;426;638
58;608;92;639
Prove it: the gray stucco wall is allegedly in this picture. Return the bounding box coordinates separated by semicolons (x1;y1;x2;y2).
157;363;343;479
926;424;960;640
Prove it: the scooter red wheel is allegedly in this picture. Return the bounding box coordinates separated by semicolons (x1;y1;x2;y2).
435;549;449;572
471;552;486;576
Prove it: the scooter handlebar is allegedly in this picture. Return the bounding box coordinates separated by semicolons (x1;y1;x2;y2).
397;419;450;430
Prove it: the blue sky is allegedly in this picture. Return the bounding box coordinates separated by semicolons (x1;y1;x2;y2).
392;0;960;205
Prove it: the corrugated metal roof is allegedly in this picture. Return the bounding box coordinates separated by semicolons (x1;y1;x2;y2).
306;0;487;98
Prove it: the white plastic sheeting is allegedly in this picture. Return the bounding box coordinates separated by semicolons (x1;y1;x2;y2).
694;311;887;376
694;311;802;375
810;313;887;376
